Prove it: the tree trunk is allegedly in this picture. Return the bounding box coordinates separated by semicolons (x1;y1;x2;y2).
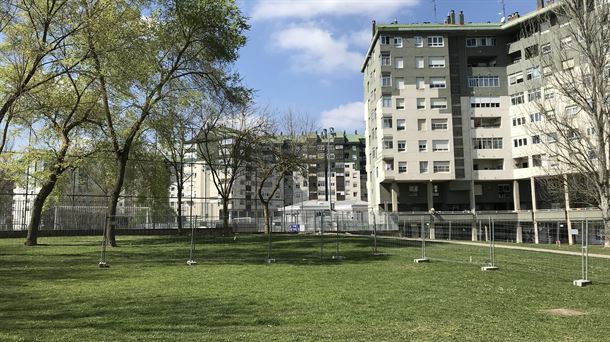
105;153;129;247
24;171;61;246
263;202;271;235
221;198;231;233
176;182;183;235
599;197;610;248
24;139;69;246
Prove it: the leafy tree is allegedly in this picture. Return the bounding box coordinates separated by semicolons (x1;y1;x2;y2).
0;0;91;155
82;0;249;246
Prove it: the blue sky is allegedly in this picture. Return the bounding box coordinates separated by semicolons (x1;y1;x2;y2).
236;0;537;134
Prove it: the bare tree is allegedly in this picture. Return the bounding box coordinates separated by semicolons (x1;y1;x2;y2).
254;111;311;234
523;0;610;246
195;102;270;232
150;96;201;235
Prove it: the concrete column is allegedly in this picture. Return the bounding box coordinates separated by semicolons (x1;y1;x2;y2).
513;180;521;211
470;180;478;241
391;182;399;213
530;176;539;244
564;174;573;245
427;181;435;240
513;180;523;243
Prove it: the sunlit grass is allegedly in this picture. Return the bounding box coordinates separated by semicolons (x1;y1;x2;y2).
1;234;609;341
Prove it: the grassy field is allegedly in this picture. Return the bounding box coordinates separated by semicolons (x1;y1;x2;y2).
1;234;610;341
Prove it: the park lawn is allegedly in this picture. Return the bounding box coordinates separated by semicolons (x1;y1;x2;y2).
1;234;610;341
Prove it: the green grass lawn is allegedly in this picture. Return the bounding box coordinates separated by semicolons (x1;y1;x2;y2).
1;234;610;341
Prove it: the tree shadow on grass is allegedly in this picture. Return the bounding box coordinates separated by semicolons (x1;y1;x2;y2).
0;292;269;340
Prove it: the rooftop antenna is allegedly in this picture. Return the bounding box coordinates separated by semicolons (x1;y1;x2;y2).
432;0;438;23
499;0;506;21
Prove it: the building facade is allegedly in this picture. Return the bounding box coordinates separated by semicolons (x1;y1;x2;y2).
363;0;602;219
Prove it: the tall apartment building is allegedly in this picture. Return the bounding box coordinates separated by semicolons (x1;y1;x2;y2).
363;0;601;215
177;131;368;222
302;131;368;204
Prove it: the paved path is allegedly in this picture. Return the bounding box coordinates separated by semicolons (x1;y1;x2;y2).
372;235;610;259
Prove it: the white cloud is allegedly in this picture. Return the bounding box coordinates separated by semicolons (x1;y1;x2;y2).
319;102;365;133
273;24;363;73
252;0;419;21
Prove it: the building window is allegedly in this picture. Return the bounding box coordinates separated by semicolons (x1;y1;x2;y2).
397;140;406;152
418;140;427;152
381;54;391;66
470;97;501;108
428;56;445;68
472;137;503;149
396;98;405;110
430;97;447;109
398;162;407;173
526;67;540;80
417;119;426;131
544;87;555;100
381;73;392;87
528;88;541;102
532;135;541;144
510;92;525;105
395;57;404;69
565;105;579;116
560;36;573;49
383;138;393;149
513;137;528;147
547;133;558;143
382;117;393;128
466;36;496;47
419;161;429;173
414;36;423;47
415;56;425;68
431;119;448;130
427;36;444;47
468;76;500;87
432;140;449;152
380;36;391;45
416;98;426;110
512;117;526;126
384;159;394;171
395;77;405;90
429;77;446;88
433;161;450;173
563;58;575;70
396;119;406;131
508;72;524;85
382;96;392;107
541;43;551;55
394;37;403;48
416;77;425;89
530;112;542;122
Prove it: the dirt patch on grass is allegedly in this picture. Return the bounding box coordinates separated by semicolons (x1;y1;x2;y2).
543;308;587;317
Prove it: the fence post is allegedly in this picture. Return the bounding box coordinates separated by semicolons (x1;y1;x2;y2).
415;216;429;263
574;219;592;286
482;217;498;271
98;214;110;268
448;221;452;241
333;215;344;260
187;214;197;266
320;212;324;260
